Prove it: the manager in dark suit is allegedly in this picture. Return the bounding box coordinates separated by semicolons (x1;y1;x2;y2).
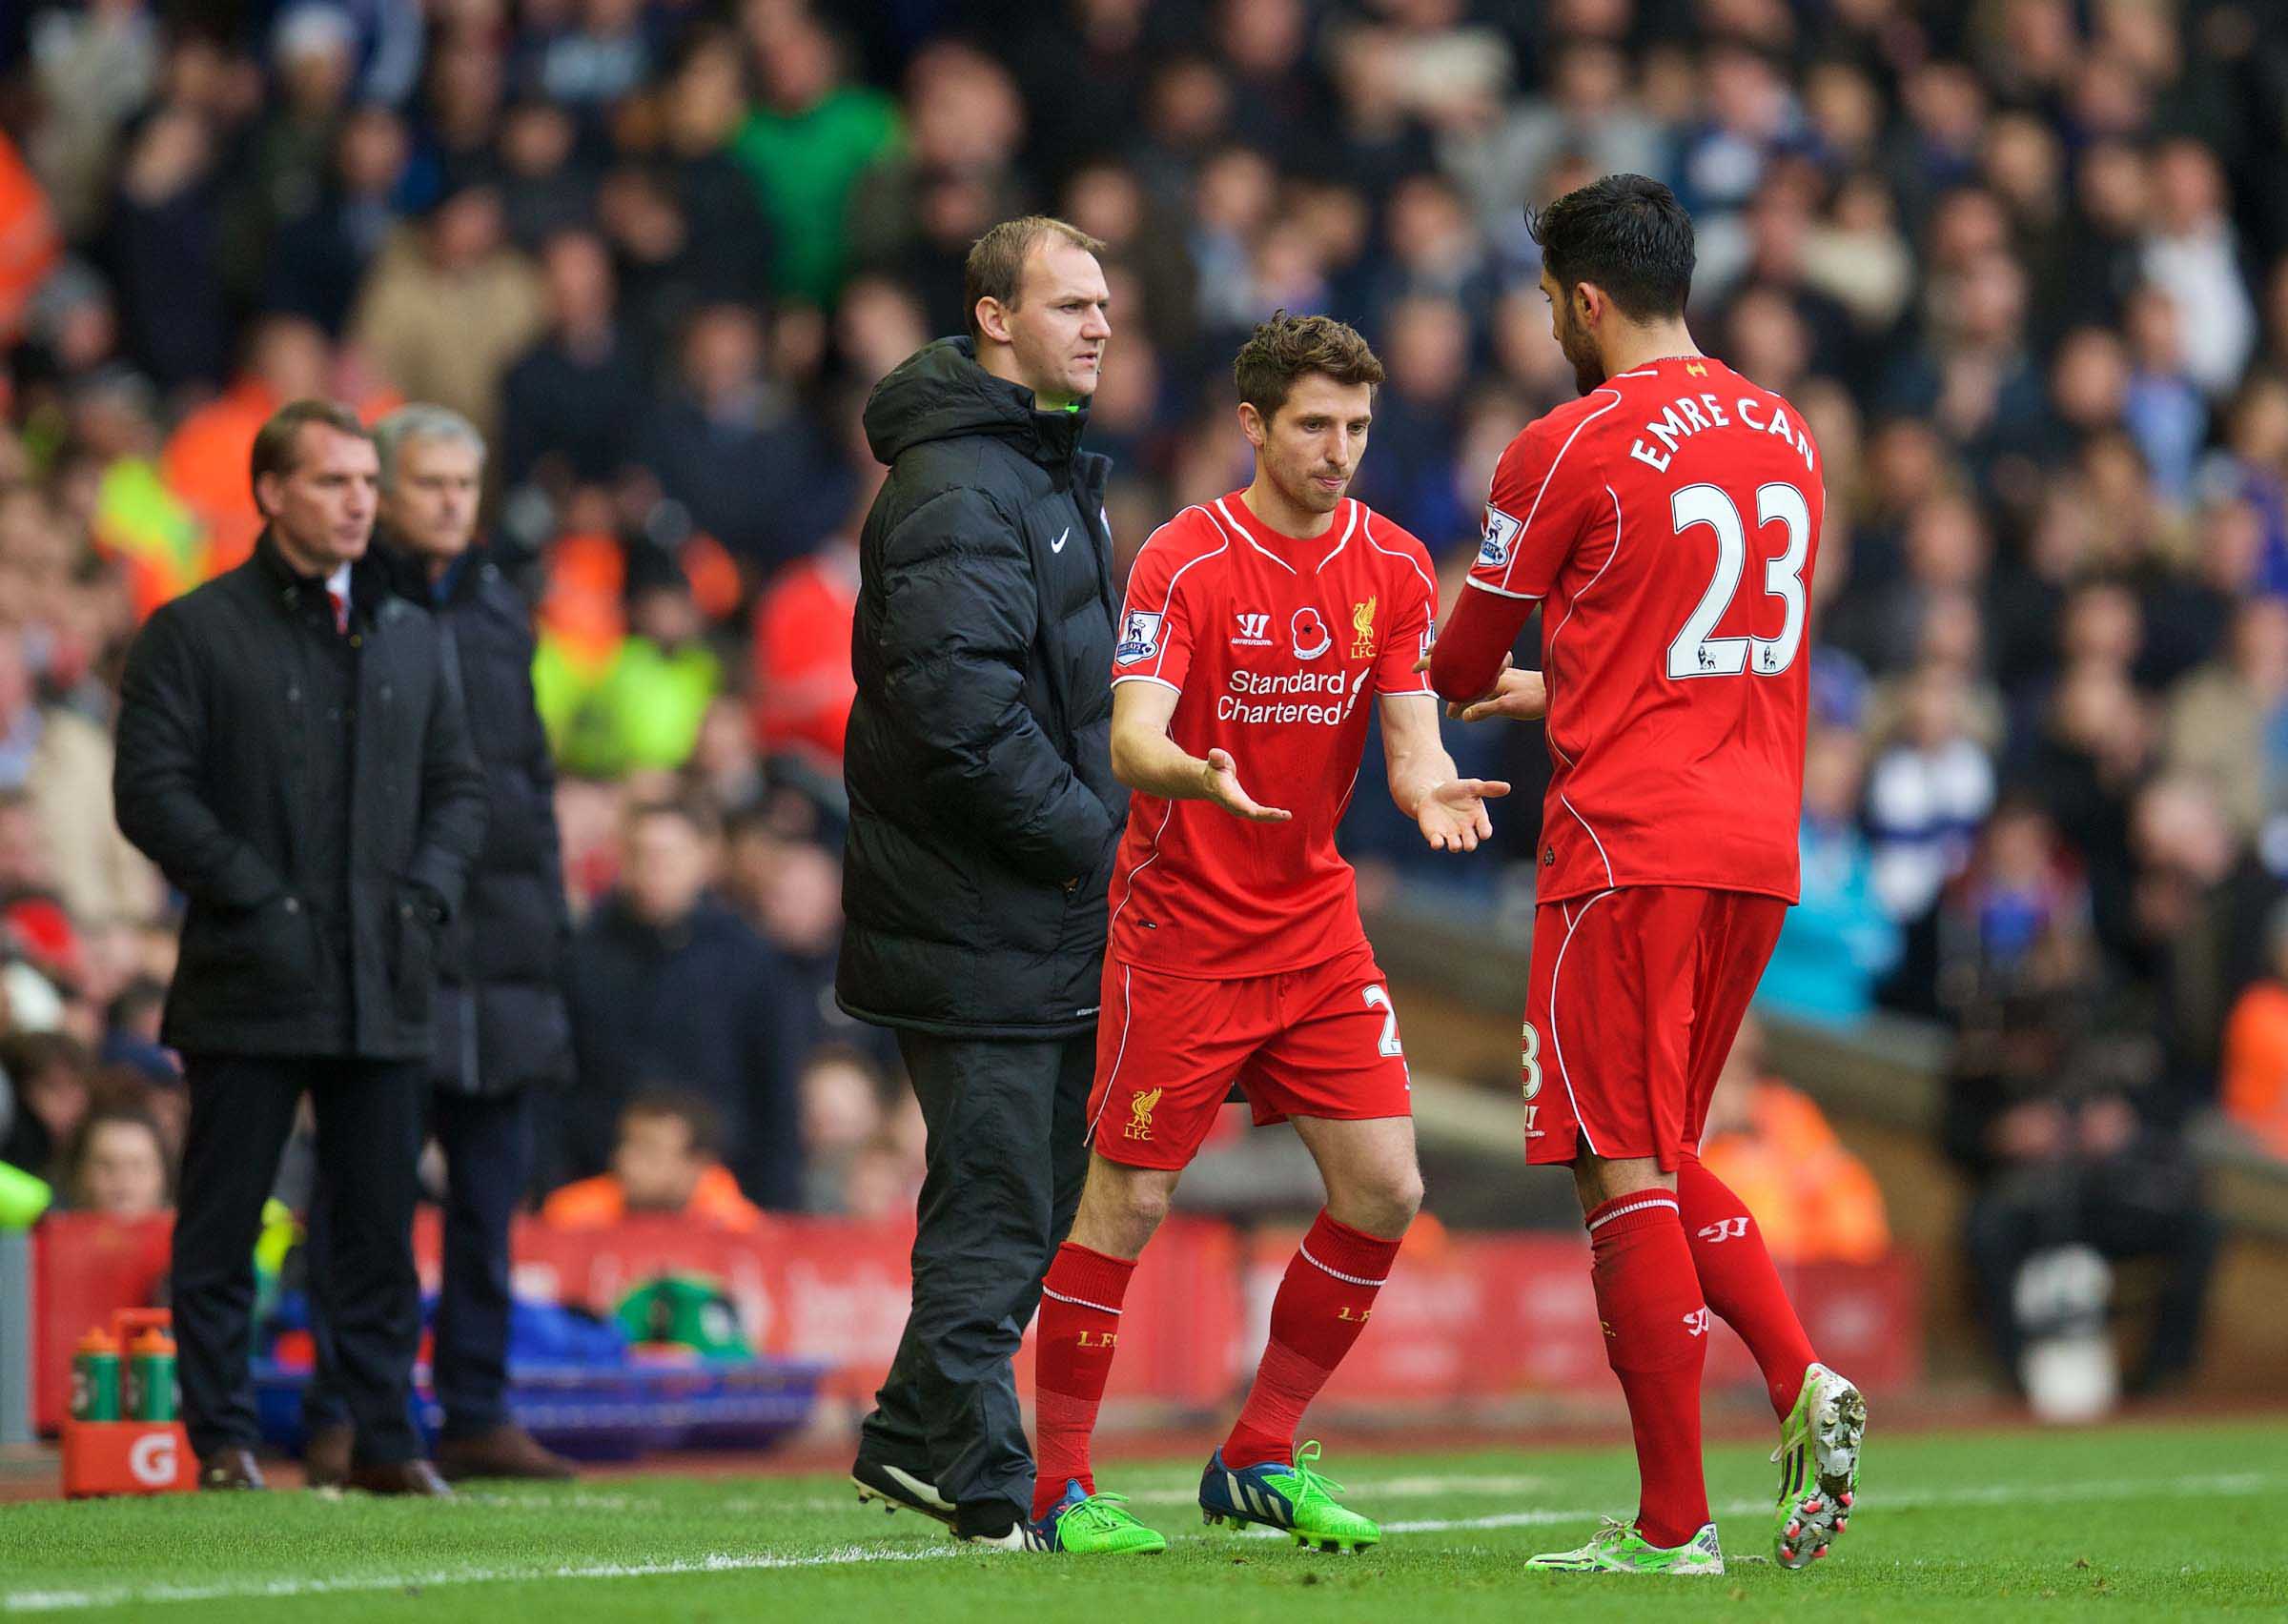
114;398;486;1494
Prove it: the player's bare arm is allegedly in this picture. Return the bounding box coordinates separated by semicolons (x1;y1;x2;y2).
1377;692;1509;852
1109;678;1291;822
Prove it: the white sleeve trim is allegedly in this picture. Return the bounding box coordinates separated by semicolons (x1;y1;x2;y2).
1465;577;1543;600
1111;674;1183;694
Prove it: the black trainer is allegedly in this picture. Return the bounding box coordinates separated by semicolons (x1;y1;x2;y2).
851;1456;955;1526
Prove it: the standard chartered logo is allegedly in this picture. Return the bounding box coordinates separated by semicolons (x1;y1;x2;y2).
1217;668;1372;725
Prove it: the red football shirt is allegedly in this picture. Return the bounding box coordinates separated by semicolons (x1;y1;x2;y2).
1429;354;1823;906
1109;492;1439;978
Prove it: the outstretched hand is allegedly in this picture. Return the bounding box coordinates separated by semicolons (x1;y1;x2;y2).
1417;776;1511;852
1441;654;1548;723
1200;747;1292;823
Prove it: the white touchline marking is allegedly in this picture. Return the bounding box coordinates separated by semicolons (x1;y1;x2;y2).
1377;1471;2282;1536
2;1547;966;1614
10;1469;2276;1611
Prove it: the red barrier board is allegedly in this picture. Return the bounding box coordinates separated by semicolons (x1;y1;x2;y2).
33;1211;1919;1436
31;1212;173;1435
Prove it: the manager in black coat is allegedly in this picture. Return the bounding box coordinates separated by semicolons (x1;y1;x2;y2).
299;404;578;1487
840;217;1124;1543
113;399;486;1495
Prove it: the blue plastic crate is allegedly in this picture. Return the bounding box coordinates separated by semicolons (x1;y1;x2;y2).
251;1356;827;1462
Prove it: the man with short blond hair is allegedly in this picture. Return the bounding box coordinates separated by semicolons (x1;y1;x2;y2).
841;217;1123;1545
114;397;485;1495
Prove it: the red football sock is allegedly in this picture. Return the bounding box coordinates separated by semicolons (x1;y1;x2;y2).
1587;1190;1710;1550
1032;1242;1136;1521
1222;1210;1402;1470
1678;1151;1817;1418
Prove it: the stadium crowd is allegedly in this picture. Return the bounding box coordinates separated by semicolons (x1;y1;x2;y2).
5;0;2288;1393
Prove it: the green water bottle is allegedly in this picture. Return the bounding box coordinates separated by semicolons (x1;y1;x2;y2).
72;1328;123;1421
128;1327;178;1422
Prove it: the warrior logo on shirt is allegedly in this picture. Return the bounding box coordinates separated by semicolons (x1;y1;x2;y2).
1125;1086;1162;1140
1292;605;1332;660
1114;609;1163;666
1233;611;1272;646
1350;596;1378;659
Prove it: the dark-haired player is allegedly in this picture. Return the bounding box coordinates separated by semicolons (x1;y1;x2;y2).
1429;175;1865;1576
1022;314;1508;1555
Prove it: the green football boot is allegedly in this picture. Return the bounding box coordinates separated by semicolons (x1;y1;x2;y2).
1524;1518;1725;1574
1773;1361;1866;1569
1012;1480;1168;1554
1198;1439;1380;1553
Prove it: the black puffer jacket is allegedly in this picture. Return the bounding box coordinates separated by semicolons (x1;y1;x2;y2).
838;337;1124;1037
378;541;574;1096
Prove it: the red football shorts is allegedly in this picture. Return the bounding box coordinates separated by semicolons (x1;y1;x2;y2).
1522;885;1786;1170
1086;944;1414;1171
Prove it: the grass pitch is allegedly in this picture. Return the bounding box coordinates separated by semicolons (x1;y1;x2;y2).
3;1420;2283;1621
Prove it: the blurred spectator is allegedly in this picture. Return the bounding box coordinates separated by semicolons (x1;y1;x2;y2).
556;798;796;1208
634;302;849;573
848;42;1031;317
0;623;157;926
1945;1000;2219;1404
748;519;861;770
1758;726;1899;1028
729;7;901;306
265;105;413;336
2118;282;2207;505
500;230;647;495
1937;802;2097;1016
2221;897;2288;1159
0;1031;92;1179
103;104;230;393
2130;778;2277;1117
2161;597;2288;843
351;180;545;441
2141;139;2255;397
1442;39;1661;246
796;1044;889;1214
0;133;64;350
541;1090;764;1230
493;98;589;253
218;6;362;310
60;1099;171;1217
521;0;654;127
1698;1016;1890;1265
647;31;778;314
539;542;722;779
2023;656;2155;961
722;798;856;1065
1866;663;1998;924
1350;294;1469;543
23;0;162;242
